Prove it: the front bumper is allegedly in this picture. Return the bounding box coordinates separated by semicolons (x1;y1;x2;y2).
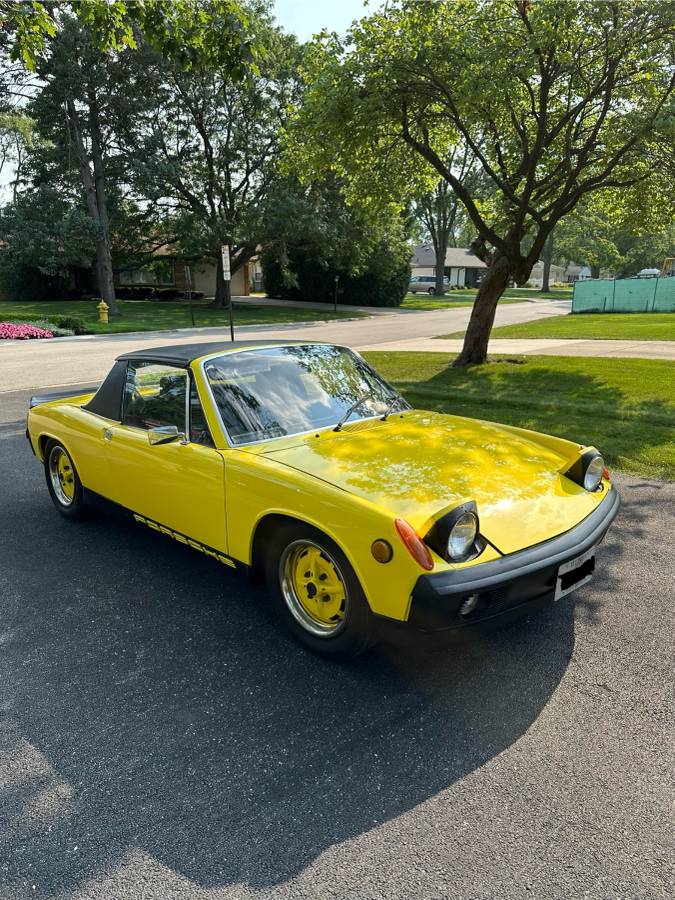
406;487;620;633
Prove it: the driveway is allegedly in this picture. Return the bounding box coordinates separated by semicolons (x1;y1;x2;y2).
0;300;570;392
0;385;672;899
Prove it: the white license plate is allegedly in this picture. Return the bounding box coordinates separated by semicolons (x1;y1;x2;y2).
555;547;596;600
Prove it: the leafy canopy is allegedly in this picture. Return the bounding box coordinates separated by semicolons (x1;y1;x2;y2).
289;0;675;280
0;0;256;73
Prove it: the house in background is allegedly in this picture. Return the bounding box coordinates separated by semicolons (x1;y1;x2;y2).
118;250;264;297
410;245;487;288
563;262;593;282
528;259;565;288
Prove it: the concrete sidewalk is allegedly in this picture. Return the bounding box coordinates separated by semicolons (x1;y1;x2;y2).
362;336;675;360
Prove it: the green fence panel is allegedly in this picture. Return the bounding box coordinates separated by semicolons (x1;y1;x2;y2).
572;277;675;313
571;280;614;312
653;277;675;312
613;278;653;311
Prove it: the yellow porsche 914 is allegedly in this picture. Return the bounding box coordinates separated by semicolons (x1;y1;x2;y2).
27;340;620;659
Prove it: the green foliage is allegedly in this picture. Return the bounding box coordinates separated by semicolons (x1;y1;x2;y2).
262;240;410;307
260;178;411;306
53;314;88;334
290;1;673;275
0;185;100;297
0;0;255;74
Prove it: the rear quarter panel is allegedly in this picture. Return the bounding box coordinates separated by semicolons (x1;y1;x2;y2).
28;396;112;497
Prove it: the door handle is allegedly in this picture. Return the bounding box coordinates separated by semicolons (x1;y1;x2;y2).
102;428;113;442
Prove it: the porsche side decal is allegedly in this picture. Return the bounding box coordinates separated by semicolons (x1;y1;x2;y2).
132;513;236;568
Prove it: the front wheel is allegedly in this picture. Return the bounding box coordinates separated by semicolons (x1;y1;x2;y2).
427;287;435;295
265;523;376;659
44;441;88;520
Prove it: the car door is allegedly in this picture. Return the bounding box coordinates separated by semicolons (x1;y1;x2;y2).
104;360;228;554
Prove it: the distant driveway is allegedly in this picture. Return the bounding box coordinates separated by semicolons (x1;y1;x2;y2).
0;300;570;392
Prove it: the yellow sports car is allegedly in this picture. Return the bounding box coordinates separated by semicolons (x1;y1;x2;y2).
27;340;620;659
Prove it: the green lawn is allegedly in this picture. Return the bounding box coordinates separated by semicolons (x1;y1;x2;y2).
483;312;675;342
0;298;366;334
365;352;675;480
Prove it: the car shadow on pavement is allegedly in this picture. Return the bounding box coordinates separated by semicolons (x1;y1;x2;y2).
0;480;629;894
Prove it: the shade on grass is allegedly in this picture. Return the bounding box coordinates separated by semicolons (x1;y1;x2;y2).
441;312;675;341
365;352;675;480
0;298;365;334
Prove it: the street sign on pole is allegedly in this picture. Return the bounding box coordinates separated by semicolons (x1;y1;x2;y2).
220;244;231;281
220;244;234;340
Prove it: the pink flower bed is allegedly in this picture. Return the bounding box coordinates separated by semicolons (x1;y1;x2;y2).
0;322;54;340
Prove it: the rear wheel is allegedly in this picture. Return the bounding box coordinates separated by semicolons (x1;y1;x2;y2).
44;441;87;519
265;523;376;659
427;287;435;295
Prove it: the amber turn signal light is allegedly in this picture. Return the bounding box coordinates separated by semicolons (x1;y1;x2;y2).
371;539;393;563
394;517;434;571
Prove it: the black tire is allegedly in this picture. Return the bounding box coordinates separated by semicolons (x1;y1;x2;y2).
265;522;377;660
44;440;88;520
427;287;435;295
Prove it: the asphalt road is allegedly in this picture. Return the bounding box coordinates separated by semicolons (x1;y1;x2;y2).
0;300;571;392
1;386;672;900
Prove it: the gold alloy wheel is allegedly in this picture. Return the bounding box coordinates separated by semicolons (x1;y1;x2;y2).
49;445;75;506
279;540;349;637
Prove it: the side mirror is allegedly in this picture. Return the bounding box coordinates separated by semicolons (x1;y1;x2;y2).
147;425;186;446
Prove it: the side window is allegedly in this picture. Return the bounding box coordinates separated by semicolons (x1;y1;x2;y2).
189;380;215;447
122;362;187;431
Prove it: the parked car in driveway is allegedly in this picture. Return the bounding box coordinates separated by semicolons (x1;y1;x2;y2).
27;339;619;660
409;275;451;294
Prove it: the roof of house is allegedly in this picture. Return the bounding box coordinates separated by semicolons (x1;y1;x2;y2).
410;244;488;269
116;339;318;367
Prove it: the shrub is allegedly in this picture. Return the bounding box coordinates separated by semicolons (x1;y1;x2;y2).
262;241;410;307
55;315;88;334
0;322;53;340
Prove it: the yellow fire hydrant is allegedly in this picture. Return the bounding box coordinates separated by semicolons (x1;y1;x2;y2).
97;299;109;324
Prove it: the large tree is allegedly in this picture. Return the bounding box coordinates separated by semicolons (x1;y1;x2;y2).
119;13;300;308
289;0;675;364
2;1;256;314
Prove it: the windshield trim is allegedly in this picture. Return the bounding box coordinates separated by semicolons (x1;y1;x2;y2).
197;344;408;449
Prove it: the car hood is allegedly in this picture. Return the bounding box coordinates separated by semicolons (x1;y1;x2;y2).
251;411;605;555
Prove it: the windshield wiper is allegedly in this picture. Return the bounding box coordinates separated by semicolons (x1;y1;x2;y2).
380;394;405;421
333;390;375;432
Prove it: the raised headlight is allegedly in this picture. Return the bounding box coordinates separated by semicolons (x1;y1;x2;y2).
583;454;605;491
447;511;478;561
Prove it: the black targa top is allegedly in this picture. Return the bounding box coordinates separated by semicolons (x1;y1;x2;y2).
115;339;317;368
84;340;324;420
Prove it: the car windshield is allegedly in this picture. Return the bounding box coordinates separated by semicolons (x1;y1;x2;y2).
203;344;410;445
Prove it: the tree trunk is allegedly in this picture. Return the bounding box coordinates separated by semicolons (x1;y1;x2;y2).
211;252;232;309
433;227;449;295
88;91;118;315
65;97;118;316
453;255;511;367
590;264;601;279
541;230;554;293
